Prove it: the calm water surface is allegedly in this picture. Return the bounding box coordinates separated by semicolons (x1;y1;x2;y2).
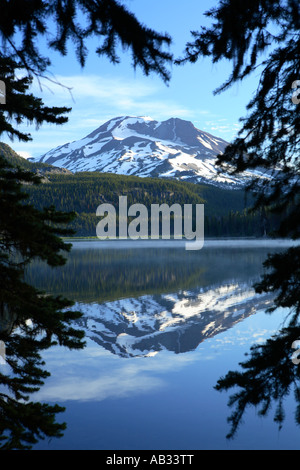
25;239;300;450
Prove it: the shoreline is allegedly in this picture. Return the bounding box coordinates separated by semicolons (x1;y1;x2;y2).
62;236;299;249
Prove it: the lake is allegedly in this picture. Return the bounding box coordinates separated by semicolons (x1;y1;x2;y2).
21;239;300;449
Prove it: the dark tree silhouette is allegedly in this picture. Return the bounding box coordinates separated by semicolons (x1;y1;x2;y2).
0;0;172;142
0;56;71;142
0;0;173;449
1;0;298;446
176;0;300;315
215;321;300;439
176;0;300;438
0;156;85;449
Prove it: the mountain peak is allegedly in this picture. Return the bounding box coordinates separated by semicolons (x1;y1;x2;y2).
34;116;266;188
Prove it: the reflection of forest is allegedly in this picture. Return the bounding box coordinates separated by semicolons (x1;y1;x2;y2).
5;244;300;445
25;245;279;303
25;245;279;362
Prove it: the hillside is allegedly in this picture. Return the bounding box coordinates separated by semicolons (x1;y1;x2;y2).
24;171;280;238
1;141;282;238
0;142;72;176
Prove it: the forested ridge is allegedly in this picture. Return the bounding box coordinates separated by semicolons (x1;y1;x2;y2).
0;142;284;238
0;142;72;175
23;170;284;238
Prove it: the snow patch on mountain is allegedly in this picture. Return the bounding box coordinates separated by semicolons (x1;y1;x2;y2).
34;116;270;188
73;281;273;358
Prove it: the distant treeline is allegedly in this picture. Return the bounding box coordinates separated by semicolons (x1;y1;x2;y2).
23;171;284;238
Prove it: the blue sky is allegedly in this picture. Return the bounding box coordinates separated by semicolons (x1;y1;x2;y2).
2;0;262;160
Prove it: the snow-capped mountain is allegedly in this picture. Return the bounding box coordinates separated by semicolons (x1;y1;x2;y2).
35;116;267;188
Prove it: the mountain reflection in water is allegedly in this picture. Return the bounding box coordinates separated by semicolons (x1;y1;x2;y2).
74;283;273;358
23;240;300;448
26;243;277;358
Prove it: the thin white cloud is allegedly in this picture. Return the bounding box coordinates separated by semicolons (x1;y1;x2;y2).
2;73;200;158
33;340;196;402
203;119;241;140
32;74;194;120
40;74;155;100
3;73;217;157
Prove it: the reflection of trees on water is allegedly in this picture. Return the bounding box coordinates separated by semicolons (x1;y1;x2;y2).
26;246;277;303
24;244;300;443
216;246;300;439
0;298;84;450
216;312;300;440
